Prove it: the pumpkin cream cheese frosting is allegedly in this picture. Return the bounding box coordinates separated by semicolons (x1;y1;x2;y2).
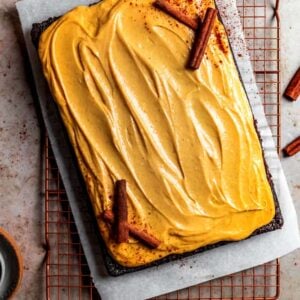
38;0;276;267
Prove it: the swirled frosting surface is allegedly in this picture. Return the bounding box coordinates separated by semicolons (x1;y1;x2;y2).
39;0;275;267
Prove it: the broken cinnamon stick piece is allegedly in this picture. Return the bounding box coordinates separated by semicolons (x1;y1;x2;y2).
188;8;217;70
128;225;161;249
284;67;300;101
153;0;198;30
282;136;300;157
115;180;129;243
103;210;161;249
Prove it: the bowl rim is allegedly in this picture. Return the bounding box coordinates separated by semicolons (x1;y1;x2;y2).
0;228;23;299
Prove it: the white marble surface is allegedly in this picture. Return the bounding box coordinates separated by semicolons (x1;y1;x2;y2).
0;0;299;299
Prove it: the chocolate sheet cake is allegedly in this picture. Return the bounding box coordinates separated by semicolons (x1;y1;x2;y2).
31;0;283;276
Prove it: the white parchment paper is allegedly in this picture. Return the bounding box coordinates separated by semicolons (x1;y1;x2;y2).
16;0;300;299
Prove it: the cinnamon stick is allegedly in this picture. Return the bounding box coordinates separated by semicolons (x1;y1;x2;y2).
188;8;217;70
284;67;300;101
153;0;198;30
128;226;161;249
282;136;300;157
103;210;161;249
115;180;129;243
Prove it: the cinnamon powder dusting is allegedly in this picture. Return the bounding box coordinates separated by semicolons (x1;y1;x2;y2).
215;30;229;54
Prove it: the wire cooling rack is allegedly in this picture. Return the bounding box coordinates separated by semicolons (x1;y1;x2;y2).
44;0;281;299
